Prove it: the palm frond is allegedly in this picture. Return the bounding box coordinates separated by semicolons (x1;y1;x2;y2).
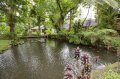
102;0;119;9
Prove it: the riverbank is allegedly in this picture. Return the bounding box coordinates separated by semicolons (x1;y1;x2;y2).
0;40;10;53
47;29;120;53
92;62;120;79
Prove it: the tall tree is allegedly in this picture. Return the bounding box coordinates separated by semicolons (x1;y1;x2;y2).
47;0;81;32
0;0;32;34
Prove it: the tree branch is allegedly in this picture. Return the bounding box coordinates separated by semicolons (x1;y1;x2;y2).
56;0;63;13
82;6;91;26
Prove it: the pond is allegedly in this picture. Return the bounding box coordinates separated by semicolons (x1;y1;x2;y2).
0;38;117;79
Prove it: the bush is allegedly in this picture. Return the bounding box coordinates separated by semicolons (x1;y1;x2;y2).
66;28;120;48
45;28;54;35
67;34;81;44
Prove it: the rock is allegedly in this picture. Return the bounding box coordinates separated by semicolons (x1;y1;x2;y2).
96;64;105;70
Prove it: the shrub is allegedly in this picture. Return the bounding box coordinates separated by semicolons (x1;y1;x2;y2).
66;28;120;48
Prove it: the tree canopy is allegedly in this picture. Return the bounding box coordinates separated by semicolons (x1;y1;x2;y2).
0;0;120;35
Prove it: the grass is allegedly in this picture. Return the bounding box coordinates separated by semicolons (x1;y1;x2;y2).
0;40;10;53
92;62;120;79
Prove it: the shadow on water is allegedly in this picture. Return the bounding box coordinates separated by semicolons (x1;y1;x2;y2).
0;38;117;79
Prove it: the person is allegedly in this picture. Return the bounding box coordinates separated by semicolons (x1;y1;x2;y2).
74;46;81;59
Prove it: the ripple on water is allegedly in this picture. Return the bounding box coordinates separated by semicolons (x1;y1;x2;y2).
0;39;117;79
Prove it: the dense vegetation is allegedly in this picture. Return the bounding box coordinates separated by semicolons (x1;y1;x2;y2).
0;0;120;47
0;0;120;48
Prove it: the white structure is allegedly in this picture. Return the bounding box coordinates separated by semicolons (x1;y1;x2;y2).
31;25;44;33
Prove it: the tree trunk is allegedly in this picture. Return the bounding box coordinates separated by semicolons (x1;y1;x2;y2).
8;20;15;39
59;15;64;28
9;14;15;33
10;24;15;33
55;14;64;32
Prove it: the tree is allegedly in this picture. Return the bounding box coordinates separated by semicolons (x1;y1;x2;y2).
95;0;120;29
0;0;32;34
47;0;81;32
31;0;46;30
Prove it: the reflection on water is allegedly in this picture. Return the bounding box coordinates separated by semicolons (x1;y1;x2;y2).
0;38;117;79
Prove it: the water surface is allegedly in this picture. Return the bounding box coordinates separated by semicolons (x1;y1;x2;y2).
0;38;117;79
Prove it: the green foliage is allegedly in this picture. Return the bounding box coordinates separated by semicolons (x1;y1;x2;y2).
68;34;81;44
93;62;120;79
57;28;120;49
65;28;120;48
0;0;34;39
59;29;68;35
15;23;25;35
58;28;75;35
0;32;20;46
22;30;40;36
46;0;80;32
0;0;120;49
0;33;12;39
45;28;54;35
0;24;9;35
96;3;118;29
102;36;120;47
57;28;82;44
100;70;120;79
22;30;28;36
80;29;119;46
73;21;82;33
0;25;18;39
11;37;20;46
